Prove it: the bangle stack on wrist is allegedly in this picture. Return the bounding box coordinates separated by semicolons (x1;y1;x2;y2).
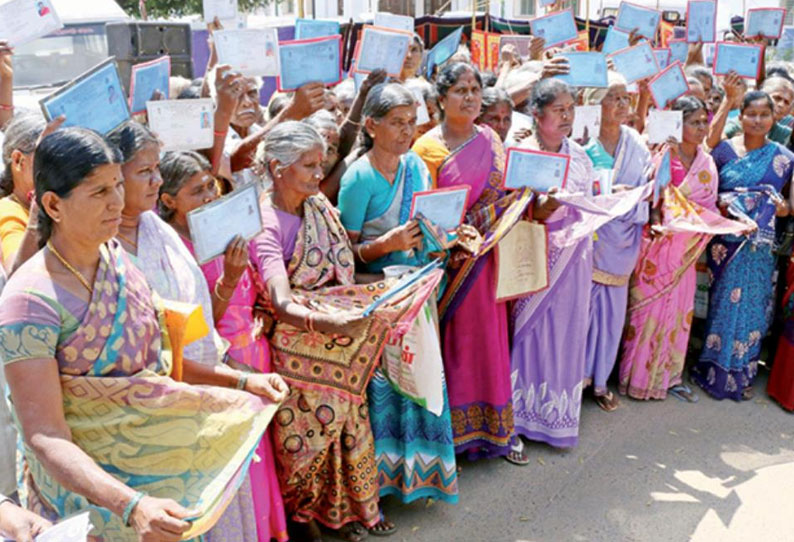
122;491;146;526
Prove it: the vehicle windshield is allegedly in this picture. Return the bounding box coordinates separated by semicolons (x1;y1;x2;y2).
13;24;108;88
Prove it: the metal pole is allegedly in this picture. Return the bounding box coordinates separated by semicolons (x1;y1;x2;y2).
585;0;590;46
312;0;316;18
298;0;304;19
472;0;477;35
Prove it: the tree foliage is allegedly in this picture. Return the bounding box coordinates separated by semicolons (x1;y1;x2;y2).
117;0;272;19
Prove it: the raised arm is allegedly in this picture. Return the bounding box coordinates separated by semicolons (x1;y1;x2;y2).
0;41;13;129
706;71;742;150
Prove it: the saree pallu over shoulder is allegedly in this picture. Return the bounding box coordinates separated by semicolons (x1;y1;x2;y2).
268;194;443;401
23;242;276;541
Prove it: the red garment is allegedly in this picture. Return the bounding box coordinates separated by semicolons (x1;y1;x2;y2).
768;256;794;411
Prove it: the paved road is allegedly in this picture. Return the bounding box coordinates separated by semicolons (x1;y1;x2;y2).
380;370;794;542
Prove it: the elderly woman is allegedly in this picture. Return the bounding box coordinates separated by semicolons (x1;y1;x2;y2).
477;86;513;143
0;128;286;542
106;121;263;541
580;72;651;411
338;83;458;513
413;62;532;465
157;151;289;542
510;78;596;449
692;91;794;401
0;114;44;273
252;122;439;542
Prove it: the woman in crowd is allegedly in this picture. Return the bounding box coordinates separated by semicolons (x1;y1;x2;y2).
399;34;424;82
510;78;595;448
106;121;260;541
413;62;531;465
692;91;794;401
0;114;44;273
158;150;289;542
618;96;738;401
477;86;513;143
338;83;458;513
0;127;286;542
581;72;651;411
251;121;439;541
404;78;440;141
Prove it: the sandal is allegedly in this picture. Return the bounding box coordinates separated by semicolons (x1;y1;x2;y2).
339;522;368;542
504;436;530;466
368;510;397;537
669;384;699;403
594;390;620;412
742;386;755;401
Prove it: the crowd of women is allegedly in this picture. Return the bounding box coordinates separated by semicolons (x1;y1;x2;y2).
0;13;794;542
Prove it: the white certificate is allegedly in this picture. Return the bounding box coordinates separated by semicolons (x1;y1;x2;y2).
0;0;62;47
503;148;570;192
202;0;237;22
648;62;689;110
356;26;412;77
146;99;214;152
646;109;682;145
409;187;470;231
40;58;130;135
214;28;280;77
187;183;263;264
278;36;342;91
572;105;601;140
609;42;659;83
294;18;340;40
745;8;785;40
713;42;762;79
615;1;661;40
35;511;92;542
601;26;632;55
374;12;414;33
410;87;430;125
529;9;578;49
686;1;716;43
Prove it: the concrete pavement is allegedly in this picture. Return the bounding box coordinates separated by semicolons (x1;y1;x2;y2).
380;370;794;542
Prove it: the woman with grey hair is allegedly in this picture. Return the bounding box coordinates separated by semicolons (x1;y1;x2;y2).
477;86;513;142
0;114;44;274
252;121;439;542
303;109;341;178
338;82;459;519
580;72;651;412
511;78;598;449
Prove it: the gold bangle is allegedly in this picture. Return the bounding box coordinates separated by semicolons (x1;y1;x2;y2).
214;279;232;302
356;243;369;263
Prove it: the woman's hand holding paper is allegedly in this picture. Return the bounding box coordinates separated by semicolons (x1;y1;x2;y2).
541;57;570;79
384;220;424;252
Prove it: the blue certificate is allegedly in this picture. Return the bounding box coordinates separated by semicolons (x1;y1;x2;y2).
745;8;785;40
686;1;716;43
609;42;659;83
278;36;342;91
601;26;631;55
129;56;170;114
410;187;470;231
669;39;688;64
648;62;689;110
555;52;608;88
653;48;670;69
40;58;130;135
503;148;570;192
615;2;661;40
653;150;672;206
529;9;578;48
425;27;462;77
713;42;761;79
294;18;340;39
356;26;412;77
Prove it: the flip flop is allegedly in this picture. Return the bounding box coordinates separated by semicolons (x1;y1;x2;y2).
595;390;620;412
669;384;699;403
504;437;530;466
368;511;397;537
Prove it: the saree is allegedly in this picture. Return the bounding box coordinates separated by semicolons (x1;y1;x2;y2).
618;147;749;400
413;126;532;458
768;254;794;410
583;126;651;397
255;194;442;529
338;151;458;503
182;239;288;542
0;241;275;541
692;141;794;401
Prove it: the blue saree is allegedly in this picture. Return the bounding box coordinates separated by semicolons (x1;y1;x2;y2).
338;151;458;504
692;141;794;400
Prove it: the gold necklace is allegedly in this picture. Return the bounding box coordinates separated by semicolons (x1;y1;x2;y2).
116;230;137;249
47;240;93;294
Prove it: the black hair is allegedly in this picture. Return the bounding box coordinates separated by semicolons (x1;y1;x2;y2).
268;94;291;120
671;95;707;121
480;72;498;88
766;65;793;82
106;121;160;163
177;85;202;100
741;90;775;113
158;151;212;222
0;114;46;197
33;128;122;247
435;62;482;99
530;78;573;116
